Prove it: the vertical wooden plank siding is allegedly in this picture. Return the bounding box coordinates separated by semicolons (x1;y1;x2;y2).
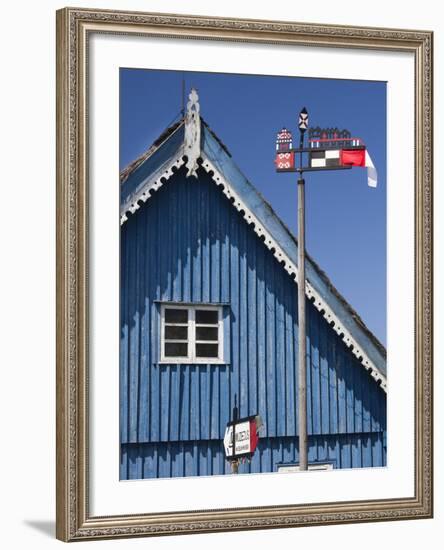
122;432;386;478
120;167;386;478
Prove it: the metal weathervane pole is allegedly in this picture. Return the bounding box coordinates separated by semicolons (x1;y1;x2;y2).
274;108;374;472
231;395;239;474
297;107;308;471
272;111;310;471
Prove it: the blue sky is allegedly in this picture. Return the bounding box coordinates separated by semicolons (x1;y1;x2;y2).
120;69;386;345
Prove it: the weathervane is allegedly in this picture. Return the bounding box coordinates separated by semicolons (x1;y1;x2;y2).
274;108;378;471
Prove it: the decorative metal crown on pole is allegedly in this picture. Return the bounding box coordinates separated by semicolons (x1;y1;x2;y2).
298;107;309;132
276;128;293;151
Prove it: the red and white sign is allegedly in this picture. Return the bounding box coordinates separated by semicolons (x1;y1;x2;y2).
223;417;260;458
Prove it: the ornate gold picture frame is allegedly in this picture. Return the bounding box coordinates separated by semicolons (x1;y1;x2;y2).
56;7;433;542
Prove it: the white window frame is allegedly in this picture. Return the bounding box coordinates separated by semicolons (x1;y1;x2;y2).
160;304;225;364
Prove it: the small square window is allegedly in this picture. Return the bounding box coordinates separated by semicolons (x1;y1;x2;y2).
160;304;224;363
195;309;218;324
165;308;188;324
164;342;188;357
196;343;219;358
195;326;218;341
165;325;188;339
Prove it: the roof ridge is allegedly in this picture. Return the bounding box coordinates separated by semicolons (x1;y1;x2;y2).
120;118;184;184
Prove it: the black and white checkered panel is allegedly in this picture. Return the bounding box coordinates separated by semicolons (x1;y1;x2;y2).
309;150;341;168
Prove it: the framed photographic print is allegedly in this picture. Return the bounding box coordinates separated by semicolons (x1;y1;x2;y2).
56;7;433;542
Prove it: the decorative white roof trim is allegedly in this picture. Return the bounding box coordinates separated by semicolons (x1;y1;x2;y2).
120;155;186;225
184;88;201;177
120;149;386;392
200;155;387;393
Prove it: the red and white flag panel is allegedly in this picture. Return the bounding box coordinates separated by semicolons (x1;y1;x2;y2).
340;148;366;167
309;148;378;187
275;151;295;170
364;151;377;188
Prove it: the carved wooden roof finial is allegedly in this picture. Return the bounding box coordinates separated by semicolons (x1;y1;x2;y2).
184;88;201;177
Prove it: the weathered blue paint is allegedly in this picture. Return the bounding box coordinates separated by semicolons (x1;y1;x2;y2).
120;161;386;478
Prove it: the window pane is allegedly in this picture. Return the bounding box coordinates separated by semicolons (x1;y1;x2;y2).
165;325;188;340
196;326;218;341
164;342;188;357
195;309;218;324
164;308;188;323
196;343;219;358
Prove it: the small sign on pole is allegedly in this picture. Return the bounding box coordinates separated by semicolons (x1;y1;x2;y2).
223;415;262;463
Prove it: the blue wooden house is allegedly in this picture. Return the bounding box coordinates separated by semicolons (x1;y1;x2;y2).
120;90;387;480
